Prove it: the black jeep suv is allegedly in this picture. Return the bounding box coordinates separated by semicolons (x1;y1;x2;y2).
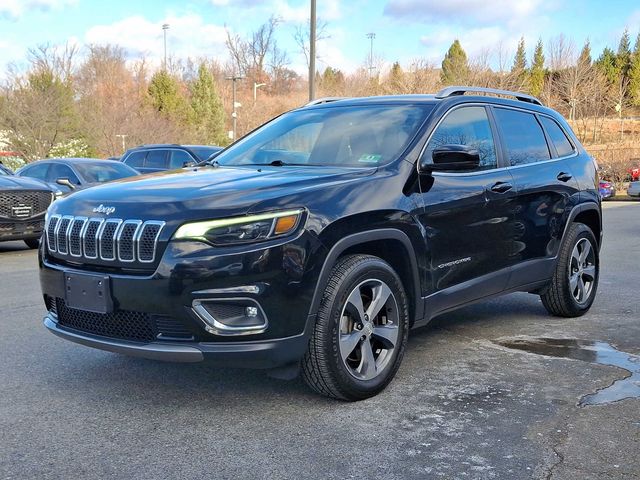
40;87;601;400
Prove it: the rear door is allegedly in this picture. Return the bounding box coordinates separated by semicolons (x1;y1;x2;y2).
417;104;517;303
492;106;580;287
143;149;169;172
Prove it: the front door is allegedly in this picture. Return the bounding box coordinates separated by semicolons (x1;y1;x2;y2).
417;105;517;306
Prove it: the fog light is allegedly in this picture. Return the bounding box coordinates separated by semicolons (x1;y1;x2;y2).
192;299;268;336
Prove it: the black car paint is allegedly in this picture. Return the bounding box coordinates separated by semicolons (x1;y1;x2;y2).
39;94;601;368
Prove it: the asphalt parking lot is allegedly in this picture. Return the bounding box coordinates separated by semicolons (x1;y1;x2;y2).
0;202;638;480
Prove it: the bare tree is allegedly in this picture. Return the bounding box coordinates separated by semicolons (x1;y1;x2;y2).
294;19;330;70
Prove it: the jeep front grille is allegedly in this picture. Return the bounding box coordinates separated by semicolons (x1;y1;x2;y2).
46;215;165;264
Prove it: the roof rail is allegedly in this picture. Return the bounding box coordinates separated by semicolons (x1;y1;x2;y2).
305;97;347;106
435;86;543;106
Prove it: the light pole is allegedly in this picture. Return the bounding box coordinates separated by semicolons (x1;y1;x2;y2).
309;0;316;101
253;82;266;104
115;134;127;153
162;23;170;70
226;75;244;141
366;32;376;77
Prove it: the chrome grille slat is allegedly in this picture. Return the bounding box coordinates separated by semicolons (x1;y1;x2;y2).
98;219;123;261
45;215;165;264
56;216;73;255
46;215;61;252
137;221;164;263
68;217;87;257
83;218;103;259
117;220;142;262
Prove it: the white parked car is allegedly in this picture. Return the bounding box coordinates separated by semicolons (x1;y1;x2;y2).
627;181;640;197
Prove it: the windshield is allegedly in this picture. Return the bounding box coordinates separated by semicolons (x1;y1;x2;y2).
188;146;224;161
214;104;433;168
74;162;139;183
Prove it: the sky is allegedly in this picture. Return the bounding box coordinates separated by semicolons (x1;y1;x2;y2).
0;0;639;77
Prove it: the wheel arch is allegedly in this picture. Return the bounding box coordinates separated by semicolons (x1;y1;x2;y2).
307;229;424;326
566;202;602;249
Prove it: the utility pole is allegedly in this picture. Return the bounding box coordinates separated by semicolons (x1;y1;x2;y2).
226;75;244;141
162;23;170;70
366;32;376;78
115;134;127;153
309;0;316;101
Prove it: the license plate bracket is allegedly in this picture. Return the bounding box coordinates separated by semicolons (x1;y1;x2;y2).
64;272;113;314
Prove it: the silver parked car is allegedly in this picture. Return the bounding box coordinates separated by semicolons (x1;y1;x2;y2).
628;181;640;197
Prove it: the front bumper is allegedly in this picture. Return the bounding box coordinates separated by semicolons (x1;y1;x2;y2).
44;313;312;368
0;218;44;241
40;230;326;368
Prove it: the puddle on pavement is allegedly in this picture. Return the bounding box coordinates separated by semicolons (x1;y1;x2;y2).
493;337;640;407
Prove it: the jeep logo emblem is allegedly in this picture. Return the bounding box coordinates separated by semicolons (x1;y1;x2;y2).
92;204;116;215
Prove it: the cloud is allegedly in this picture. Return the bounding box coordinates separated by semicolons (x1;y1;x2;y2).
384;0;547;25
269;0;343;23
0;0;76;19
85;14;228;66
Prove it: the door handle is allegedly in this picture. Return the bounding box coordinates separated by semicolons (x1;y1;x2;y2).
489;182;513;193
557;172;573;182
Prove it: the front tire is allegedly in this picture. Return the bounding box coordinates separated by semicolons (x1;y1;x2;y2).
541;223;599;317
302;254;409;401
24;238;40;249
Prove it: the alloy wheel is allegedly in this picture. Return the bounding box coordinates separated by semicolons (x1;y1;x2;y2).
338;279;400;381
569;238;596;305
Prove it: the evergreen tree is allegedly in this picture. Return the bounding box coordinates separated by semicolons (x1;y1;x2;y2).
512;37;527;72
440;39;469;85
629;33;640;106
529;38;545;97
578;40;592;67
190;63;227;145
596;47;620;85
389;61;404;90
511;37;529;88
616;28;632;78
148;70;190;124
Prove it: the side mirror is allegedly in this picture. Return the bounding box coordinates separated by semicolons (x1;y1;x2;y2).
421;145;480;172
182;160;196;168
56;177;77;190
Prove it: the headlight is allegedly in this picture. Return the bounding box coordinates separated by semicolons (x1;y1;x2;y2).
173;209;304;245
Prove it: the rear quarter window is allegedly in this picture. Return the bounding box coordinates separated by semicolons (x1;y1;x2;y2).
539;116;575;158
494;108;550;166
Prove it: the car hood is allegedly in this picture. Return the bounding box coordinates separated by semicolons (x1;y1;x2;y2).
49;165;376;221
0;175;52;191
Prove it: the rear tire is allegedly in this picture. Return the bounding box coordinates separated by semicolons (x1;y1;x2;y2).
541;223;599;317
24;238;40;249
301;254;409;401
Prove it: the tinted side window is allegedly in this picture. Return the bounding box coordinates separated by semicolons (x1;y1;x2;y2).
145;150;167;169
48;163;80;185
20;163;49;180
494;108;550;166
169;150;193;169
123;151;146;168
425;106;497;170
540;116;575;158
